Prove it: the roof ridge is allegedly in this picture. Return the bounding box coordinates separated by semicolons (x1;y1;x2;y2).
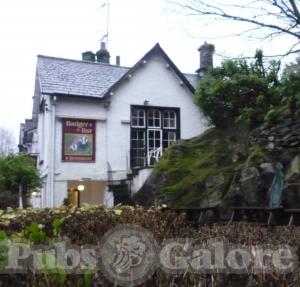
183;72;198;76
37;55;131;69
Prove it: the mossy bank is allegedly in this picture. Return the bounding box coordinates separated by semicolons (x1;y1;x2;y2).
134;115;300;208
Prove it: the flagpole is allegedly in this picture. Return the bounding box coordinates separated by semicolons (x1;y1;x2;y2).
106;0;110;49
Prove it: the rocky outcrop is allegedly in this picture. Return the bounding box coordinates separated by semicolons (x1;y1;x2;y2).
134;115;300;208
250;118;300;154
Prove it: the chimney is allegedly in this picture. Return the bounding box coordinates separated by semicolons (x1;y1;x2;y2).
196;42;215;75
116;55;120;66
96;42;110;64
82;51;95;62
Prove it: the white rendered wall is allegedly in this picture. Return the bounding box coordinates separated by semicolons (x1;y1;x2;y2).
106;54;208;176
131;168;153;195
53;96;108;204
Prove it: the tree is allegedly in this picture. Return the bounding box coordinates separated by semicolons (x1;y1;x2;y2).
281;56;300;110
169;0;300;56
0;127;15;156
0;153;40;208
195;50;282;127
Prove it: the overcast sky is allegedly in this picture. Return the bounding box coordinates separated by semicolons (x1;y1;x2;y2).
0;0;296;145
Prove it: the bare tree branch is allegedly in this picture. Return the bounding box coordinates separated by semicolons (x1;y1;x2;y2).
168;0;300;55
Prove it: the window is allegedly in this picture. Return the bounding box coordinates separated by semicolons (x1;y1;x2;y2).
163;131;176;150
147;109;161;128
163;111;176;129
131;108;145;127
131;130;146;167
130;106;180;168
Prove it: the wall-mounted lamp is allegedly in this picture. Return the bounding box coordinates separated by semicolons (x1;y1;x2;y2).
77;184;85;192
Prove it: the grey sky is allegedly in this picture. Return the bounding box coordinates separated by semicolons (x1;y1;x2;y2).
0;0;296;145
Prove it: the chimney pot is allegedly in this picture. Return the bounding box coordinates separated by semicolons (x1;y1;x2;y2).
116;56;120;66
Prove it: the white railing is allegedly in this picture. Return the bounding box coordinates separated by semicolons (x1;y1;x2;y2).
147;146;162;166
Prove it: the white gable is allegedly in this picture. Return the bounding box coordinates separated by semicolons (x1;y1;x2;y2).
106;52;208;173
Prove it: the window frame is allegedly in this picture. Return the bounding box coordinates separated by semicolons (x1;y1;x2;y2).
131;108;146;128
130;105;180;169
147;109;161;128
163;110;177;129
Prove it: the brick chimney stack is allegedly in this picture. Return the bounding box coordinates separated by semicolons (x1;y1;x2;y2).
196;42;215;76
96;42;110;64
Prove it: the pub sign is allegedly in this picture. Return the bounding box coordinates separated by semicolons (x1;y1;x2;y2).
62;119;95;162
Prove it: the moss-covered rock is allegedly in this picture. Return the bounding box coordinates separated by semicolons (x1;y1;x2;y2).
134;126;250;207
133;109;300;208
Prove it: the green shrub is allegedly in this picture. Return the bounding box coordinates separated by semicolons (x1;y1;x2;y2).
0;206;299;286
196;50;282;128
264;107;280;124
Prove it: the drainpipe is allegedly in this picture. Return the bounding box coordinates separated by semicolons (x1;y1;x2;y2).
50;95;57;207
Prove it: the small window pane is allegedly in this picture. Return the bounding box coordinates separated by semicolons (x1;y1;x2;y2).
131;108;145;127
148;109;161;128
163;131;176;150
163;111;176;128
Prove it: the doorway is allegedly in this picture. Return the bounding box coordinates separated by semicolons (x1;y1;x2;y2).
67;180;106;207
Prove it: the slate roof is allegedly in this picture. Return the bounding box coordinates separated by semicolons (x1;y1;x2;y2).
37;44;200;98
184;73;200;89
37;56;130;98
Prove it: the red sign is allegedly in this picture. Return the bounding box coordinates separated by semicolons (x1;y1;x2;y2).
62;119;96;162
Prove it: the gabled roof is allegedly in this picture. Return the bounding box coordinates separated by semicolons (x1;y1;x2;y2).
36;43;199;99
105;43;197;96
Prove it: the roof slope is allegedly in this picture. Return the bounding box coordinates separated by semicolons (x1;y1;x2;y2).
37;56;129;98
37;44;199;98
184;73;200;89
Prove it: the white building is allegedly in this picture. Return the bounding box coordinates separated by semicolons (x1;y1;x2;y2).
20;42;213;207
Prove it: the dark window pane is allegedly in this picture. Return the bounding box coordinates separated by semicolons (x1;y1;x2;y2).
138;118;144;126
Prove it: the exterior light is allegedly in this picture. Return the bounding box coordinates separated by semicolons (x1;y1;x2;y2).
31;191;38;197
77;184;85;192
144;100;150;105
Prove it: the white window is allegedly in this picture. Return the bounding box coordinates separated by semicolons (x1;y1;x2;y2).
147;129;162;166
163;131;177;150
131;106;180;168
131;130;146;167
147;109;161;128
131;108;145;127
163;111;176;129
